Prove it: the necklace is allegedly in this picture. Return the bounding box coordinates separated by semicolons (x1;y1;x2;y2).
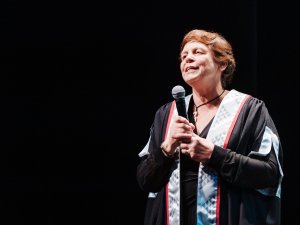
193;89;226;122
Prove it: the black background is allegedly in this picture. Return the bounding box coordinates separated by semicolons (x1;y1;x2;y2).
0;0;299;224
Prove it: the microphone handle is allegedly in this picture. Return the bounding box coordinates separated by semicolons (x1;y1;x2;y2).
174;97;186;225
175;97;188;119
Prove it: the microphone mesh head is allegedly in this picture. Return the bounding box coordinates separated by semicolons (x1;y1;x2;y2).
172;85;185;99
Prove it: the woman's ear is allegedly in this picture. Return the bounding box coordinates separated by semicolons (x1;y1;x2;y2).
219;62;228;72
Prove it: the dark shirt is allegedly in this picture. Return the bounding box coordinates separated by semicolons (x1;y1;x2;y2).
181;105;213;225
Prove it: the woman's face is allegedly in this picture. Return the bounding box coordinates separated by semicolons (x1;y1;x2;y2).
180;41;221;87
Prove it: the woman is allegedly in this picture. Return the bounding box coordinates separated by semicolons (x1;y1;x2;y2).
136;29;283;225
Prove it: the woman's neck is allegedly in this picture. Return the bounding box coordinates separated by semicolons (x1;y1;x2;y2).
192;88;225;106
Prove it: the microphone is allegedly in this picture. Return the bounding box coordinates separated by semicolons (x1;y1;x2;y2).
171;85;186;225
172;85;188;119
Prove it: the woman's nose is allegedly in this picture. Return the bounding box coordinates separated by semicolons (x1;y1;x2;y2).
185;52;195;62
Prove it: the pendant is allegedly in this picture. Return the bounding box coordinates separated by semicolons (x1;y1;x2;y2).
193;110;198;122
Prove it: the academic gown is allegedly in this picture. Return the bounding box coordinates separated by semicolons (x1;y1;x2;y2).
136;90;283;225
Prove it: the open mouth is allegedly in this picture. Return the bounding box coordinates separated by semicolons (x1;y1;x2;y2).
186;66;198;72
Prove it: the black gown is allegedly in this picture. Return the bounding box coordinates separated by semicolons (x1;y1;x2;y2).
137;90;283;225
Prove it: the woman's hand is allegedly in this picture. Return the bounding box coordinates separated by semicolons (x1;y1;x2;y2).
180;133;214;164
160;116;195;156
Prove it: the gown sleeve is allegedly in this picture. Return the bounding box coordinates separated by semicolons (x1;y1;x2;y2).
136;102;177;193
207;97;283;196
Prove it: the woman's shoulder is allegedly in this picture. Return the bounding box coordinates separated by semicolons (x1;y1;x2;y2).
229;90;272;119
155;101;174;115
230;89;266;108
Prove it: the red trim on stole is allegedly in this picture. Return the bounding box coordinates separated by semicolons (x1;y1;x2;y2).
216;95;250;225
165;101;176;225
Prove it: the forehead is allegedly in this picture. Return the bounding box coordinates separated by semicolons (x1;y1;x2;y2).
181;41;209;53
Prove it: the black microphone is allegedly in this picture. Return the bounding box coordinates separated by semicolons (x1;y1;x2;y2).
171;85;186;225
172;85;188;119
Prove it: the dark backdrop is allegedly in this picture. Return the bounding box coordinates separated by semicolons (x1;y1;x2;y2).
0;0;299;224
